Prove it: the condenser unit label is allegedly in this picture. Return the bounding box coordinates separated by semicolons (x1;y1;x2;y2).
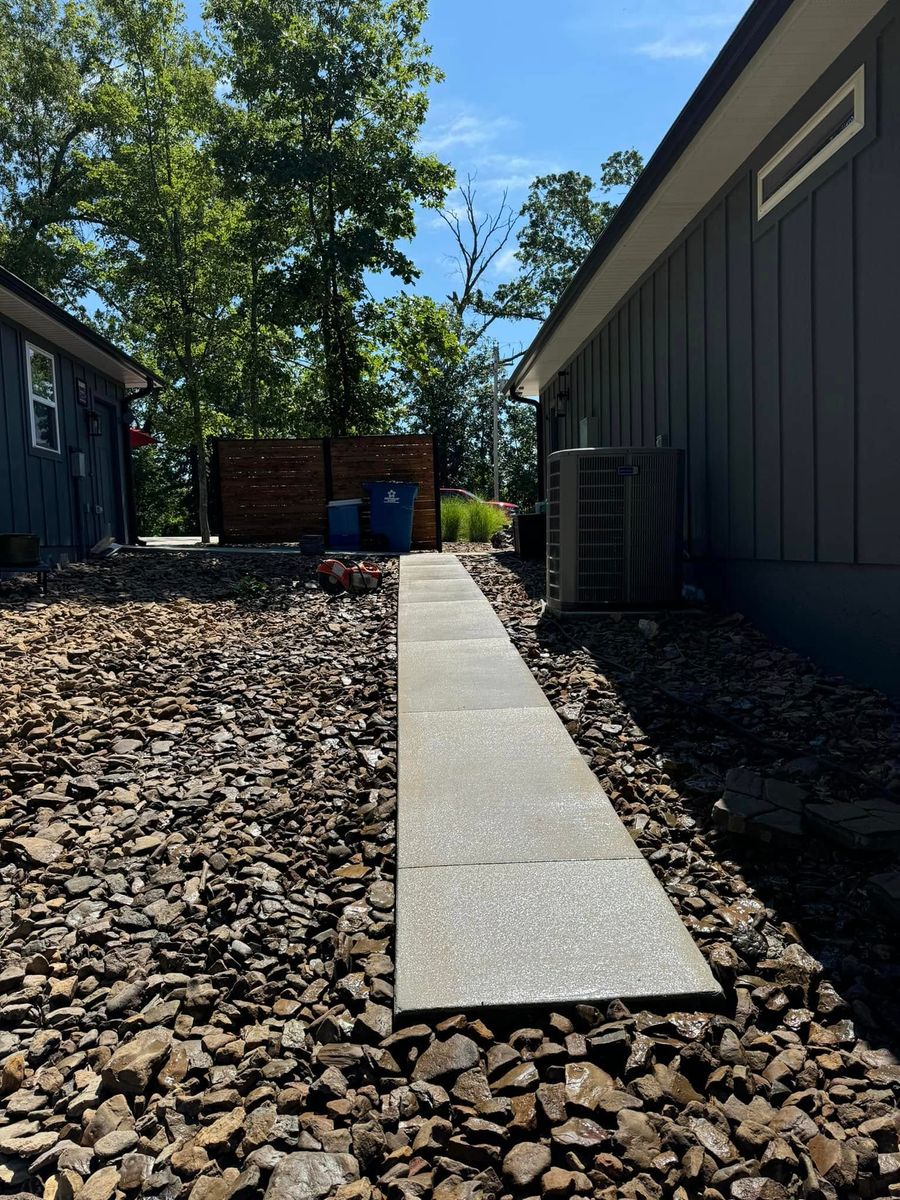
617;466;639;476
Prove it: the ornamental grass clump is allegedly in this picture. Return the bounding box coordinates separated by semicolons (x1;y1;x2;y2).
466;500;508;543
441;496;467;542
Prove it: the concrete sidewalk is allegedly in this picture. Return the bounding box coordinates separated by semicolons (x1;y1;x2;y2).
395;553;719;1014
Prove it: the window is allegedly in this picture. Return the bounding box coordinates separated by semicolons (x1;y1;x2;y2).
757;67;865;219
26;343;60;452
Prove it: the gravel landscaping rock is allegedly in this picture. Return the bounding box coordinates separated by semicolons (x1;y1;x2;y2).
1;549;899;1200
501;1141;550;1186
102;1026;174;1093
264;1152;359;1200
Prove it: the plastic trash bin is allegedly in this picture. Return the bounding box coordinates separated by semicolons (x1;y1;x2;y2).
365;481;419;552
327;499;362;550
513;512;546;561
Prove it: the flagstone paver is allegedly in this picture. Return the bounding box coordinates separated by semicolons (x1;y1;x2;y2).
395;552;719;1014
714;766;900;851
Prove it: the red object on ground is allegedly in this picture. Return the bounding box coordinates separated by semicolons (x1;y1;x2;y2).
129;428;155;448
316;559;383;595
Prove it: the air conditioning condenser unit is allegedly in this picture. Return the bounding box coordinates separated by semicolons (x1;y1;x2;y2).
546;447;685;611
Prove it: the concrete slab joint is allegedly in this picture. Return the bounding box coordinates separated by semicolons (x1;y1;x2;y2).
395;552;720;1014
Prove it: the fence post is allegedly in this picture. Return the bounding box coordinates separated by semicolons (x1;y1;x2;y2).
322;437;333;503
208;438;222;538
432;434;442;552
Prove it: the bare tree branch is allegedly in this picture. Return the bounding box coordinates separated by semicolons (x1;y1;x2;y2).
439;174;517;335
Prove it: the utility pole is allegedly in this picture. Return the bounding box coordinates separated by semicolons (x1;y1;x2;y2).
491;344;501;502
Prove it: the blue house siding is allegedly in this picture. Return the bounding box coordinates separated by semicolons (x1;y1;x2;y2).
0;311;129;563
539;4;900;692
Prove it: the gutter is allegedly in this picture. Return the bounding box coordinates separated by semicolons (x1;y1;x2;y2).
124;381;163;408
509;0;796;394
507;390;545;501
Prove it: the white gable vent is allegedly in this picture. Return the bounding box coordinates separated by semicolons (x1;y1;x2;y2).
757;66;865;219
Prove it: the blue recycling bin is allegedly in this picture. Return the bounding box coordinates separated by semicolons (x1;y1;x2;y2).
365;480;419;552
327;499;362;550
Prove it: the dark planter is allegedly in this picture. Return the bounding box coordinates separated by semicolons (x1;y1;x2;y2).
0;534;40;566
513;513;546;561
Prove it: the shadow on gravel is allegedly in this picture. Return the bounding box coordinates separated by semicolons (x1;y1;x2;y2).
476;553;900;1063
0;551;399;612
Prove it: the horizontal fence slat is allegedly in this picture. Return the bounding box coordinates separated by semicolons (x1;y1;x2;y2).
215;435;437;549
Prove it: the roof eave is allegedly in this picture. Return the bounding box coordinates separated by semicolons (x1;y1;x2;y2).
508;0;880;397
0;264;164;389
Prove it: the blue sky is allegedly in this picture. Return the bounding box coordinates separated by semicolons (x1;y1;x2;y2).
408;0;747;358
184;0;747;358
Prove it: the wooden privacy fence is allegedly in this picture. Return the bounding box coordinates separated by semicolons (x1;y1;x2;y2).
211;435;441;550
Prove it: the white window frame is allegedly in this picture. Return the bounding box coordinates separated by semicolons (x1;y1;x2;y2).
25;342;60;454
757;66;865;220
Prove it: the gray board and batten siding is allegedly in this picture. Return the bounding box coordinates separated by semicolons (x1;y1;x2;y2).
0;308;131;563
540;5;900;694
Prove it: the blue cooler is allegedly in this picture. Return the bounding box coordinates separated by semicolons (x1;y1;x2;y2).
327;499;362;550
365;481;419;552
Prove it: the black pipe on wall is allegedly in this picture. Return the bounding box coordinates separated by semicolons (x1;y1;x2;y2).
509;391;543;502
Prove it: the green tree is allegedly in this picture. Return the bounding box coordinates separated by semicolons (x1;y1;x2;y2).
132;443;191;535
494;148;644;322
207;0;453;435
88;0;243;542
0;0;121;301
376;293;476;484
499;400;537;509
210;30;306;440
375;293;536;503
401;152;643;503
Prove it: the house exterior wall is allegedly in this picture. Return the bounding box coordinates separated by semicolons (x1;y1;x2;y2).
0;311;129;563
540;3;900;693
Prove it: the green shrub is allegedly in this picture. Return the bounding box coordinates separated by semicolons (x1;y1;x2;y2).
441;496;467;542
234;574;269;604
466;500;508;543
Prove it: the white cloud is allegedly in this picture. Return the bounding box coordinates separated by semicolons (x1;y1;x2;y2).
565;0;744;61
490;247;519;280
419;111;516;154
418;106;552;198
637;36;718;59
475;152;557;194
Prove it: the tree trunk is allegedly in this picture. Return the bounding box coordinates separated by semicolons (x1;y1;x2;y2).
325;160;354;435
191;387;210;544
248;257;260;439
321;292;349;437
183;335;210;544
330;278;354;432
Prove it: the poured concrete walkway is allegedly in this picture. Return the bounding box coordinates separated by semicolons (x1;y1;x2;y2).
395;553;719;1014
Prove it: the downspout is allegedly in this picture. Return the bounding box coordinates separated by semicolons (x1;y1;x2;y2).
508;390;544;502
123;381;162;546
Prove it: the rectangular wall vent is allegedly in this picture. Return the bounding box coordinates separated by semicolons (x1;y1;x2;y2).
757;66;865;219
